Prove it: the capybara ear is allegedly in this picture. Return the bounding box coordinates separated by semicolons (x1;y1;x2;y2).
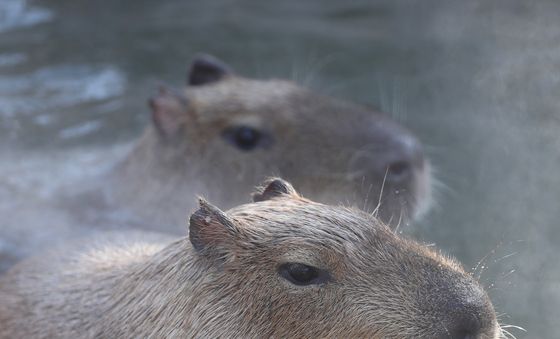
252;178;300;202
188;53;233;86
149;85;188;138
189;198;238;253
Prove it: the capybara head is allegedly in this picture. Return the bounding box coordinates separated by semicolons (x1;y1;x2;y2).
0;179;498;338
187;178;498;338
145;54;431;226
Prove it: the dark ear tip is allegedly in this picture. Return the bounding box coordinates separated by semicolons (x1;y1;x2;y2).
191;53;227;67
195;197;214;217
252;178;299;202
197;197;209;207
189;197;236;253
188;53;233;86
192;197;230;225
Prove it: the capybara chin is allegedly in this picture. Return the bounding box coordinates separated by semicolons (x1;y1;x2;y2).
110;53;431;232
0;179;498;339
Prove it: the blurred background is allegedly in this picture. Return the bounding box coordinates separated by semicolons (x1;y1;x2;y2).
1;0;559;337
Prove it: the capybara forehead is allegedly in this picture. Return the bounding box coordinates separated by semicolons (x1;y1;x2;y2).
228;198;391;245
226;197;458;273
188;78;303;121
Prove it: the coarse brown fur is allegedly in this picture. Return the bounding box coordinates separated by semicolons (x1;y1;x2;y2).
109;54;431;232
0;179;497;338
0;54;430;273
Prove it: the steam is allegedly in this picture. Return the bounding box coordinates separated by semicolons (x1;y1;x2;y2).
0;0;557;337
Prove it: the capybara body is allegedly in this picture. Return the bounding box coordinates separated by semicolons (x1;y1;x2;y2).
0;179;497;338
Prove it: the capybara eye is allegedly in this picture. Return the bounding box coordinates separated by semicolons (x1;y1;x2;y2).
222;126;265;151
278;263;329;286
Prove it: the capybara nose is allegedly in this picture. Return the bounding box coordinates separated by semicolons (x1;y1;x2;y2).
446;313;482;339
383;134;424;185
438;285;497;339
349;132;425;189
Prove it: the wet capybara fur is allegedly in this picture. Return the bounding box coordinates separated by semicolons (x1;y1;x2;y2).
0;179;498;339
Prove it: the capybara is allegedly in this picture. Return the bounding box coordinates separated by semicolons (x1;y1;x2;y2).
110;54;431;232
0;179;498;339
0;54;430;272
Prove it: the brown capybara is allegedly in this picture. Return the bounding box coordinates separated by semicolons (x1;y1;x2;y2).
109;54;431;232
0;54;430;273
0;179;498;339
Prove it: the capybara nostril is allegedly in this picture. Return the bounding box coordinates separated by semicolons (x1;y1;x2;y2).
446;314;481;339
365;134;424;185
392;132;425;169
436;283;497;339
385;160;412;183
344;122;430;225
